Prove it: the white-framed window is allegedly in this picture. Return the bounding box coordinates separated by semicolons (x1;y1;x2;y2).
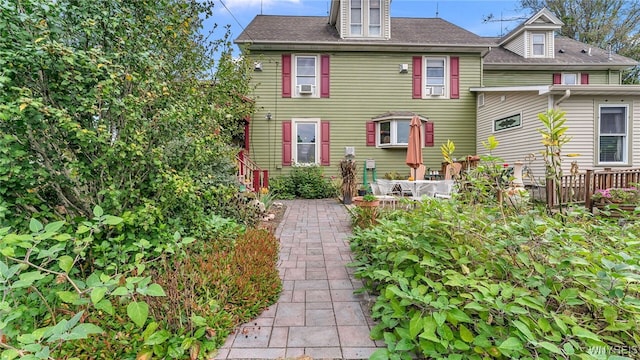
369;0;381;36
294;55;318;97
598;105;628;164
294;119;320;164
532;33;545;57
424;57;447;98
562;73;578;85
377;119;412;147
348;0;383;37
350;0;362;36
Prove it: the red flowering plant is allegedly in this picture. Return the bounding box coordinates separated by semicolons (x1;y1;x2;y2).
592;186;640;204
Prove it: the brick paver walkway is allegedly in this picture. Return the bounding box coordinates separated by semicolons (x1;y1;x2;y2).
214;199;384;359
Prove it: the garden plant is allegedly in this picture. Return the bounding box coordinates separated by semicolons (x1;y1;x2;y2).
0;1;281;358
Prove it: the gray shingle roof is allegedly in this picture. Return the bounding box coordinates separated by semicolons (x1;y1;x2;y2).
235;15;490;47
484;36;637;68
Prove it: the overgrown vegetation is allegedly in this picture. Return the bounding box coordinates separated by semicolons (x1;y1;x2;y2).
0;1;281;358
268;165;338;199
351;199;640;359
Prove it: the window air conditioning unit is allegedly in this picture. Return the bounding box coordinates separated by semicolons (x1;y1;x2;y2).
299;84;313;94
426;86;444;96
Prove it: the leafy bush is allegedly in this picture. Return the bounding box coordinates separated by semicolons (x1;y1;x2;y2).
269;165;338;199
0;207;176;359
350;200;640;359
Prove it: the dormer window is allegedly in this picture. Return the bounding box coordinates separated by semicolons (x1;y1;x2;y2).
350;0;362;35
531;33;545;57
562;73;578;85
348;0;383;37
369;0;381;36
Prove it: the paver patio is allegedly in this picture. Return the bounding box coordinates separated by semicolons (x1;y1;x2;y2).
214;199;385;359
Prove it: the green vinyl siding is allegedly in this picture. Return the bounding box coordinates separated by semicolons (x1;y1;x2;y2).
484;70;621;87
247;51;480;181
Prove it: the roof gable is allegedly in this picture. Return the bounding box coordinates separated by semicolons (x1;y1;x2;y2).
499;8;563;46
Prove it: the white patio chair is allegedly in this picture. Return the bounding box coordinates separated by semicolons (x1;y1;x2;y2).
434;180;455;199
376;179;401;196
370;182;398;208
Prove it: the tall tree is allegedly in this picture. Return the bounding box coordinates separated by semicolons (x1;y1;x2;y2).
0;0;254;221
521;0;640;83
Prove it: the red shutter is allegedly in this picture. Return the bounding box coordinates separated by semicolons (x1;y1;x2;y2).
581;73;589;85
320;55;330;98
450;56;459;99
553;73;561;85
366;121;376;146
320;121;330;165
424;122;434;147
282;121;292;166
412;56;422;99
282;54;292;98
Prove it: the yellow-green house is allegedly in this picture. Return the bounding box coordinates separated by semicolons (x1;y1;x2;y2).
235;3;640;185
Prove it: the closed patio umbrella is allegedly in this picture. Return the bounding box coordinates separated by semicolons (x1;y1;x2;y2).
405;115;423;180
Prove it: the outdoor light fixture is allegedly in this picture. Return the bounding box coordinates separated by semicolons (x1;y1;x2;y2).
265;112;272;120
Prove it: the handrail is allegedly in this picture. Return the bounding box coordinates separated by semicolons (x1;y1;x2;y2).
236;150;269;193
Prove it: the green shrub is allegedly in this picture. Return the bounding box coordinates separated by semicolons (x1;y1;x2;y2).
350;200;640;359
270;165;338;199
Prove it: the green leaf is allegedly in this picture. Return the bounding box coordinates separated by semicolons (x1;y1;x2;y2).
29;218;43;233
127;301;149;328
144;284;166;297
93;206;104;218
1;349;20;360
94;299;114;315
409;312;422;338
44;221;65;233
369;349;390;360
446;308;472;323
571;326;602;343
111;286;128;296
459;324;474;343
498;337;523;353
57;291;79;304
90;287;107;304
453;340;470;351
144;330;171;346
433;312;446;326
512;320;535;342
537;341;563;355
58;255;74;273
67;323;103;340
103;215;123;225
603;306;617;324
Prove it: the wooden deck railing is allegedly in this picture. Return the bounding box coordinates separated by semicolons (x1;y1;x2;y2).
236;150;268;192
545;168;640;210
545;172;588;207
585;168;640;210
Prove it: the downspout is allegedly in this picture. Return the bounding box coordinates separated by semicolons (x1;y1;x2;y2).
554;89;571;108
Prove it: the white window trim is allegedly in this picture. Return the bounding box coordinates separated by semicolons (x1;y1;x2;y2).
292;118;321;165
477;93;485;108
374;117;420;148
293;55;319;98
423;56;449;99
597;104;629;165
531;33;546;58
562;72;580;85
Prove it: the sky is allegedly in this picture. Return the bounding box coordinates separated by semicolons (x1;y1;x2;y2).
205;0;530;52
